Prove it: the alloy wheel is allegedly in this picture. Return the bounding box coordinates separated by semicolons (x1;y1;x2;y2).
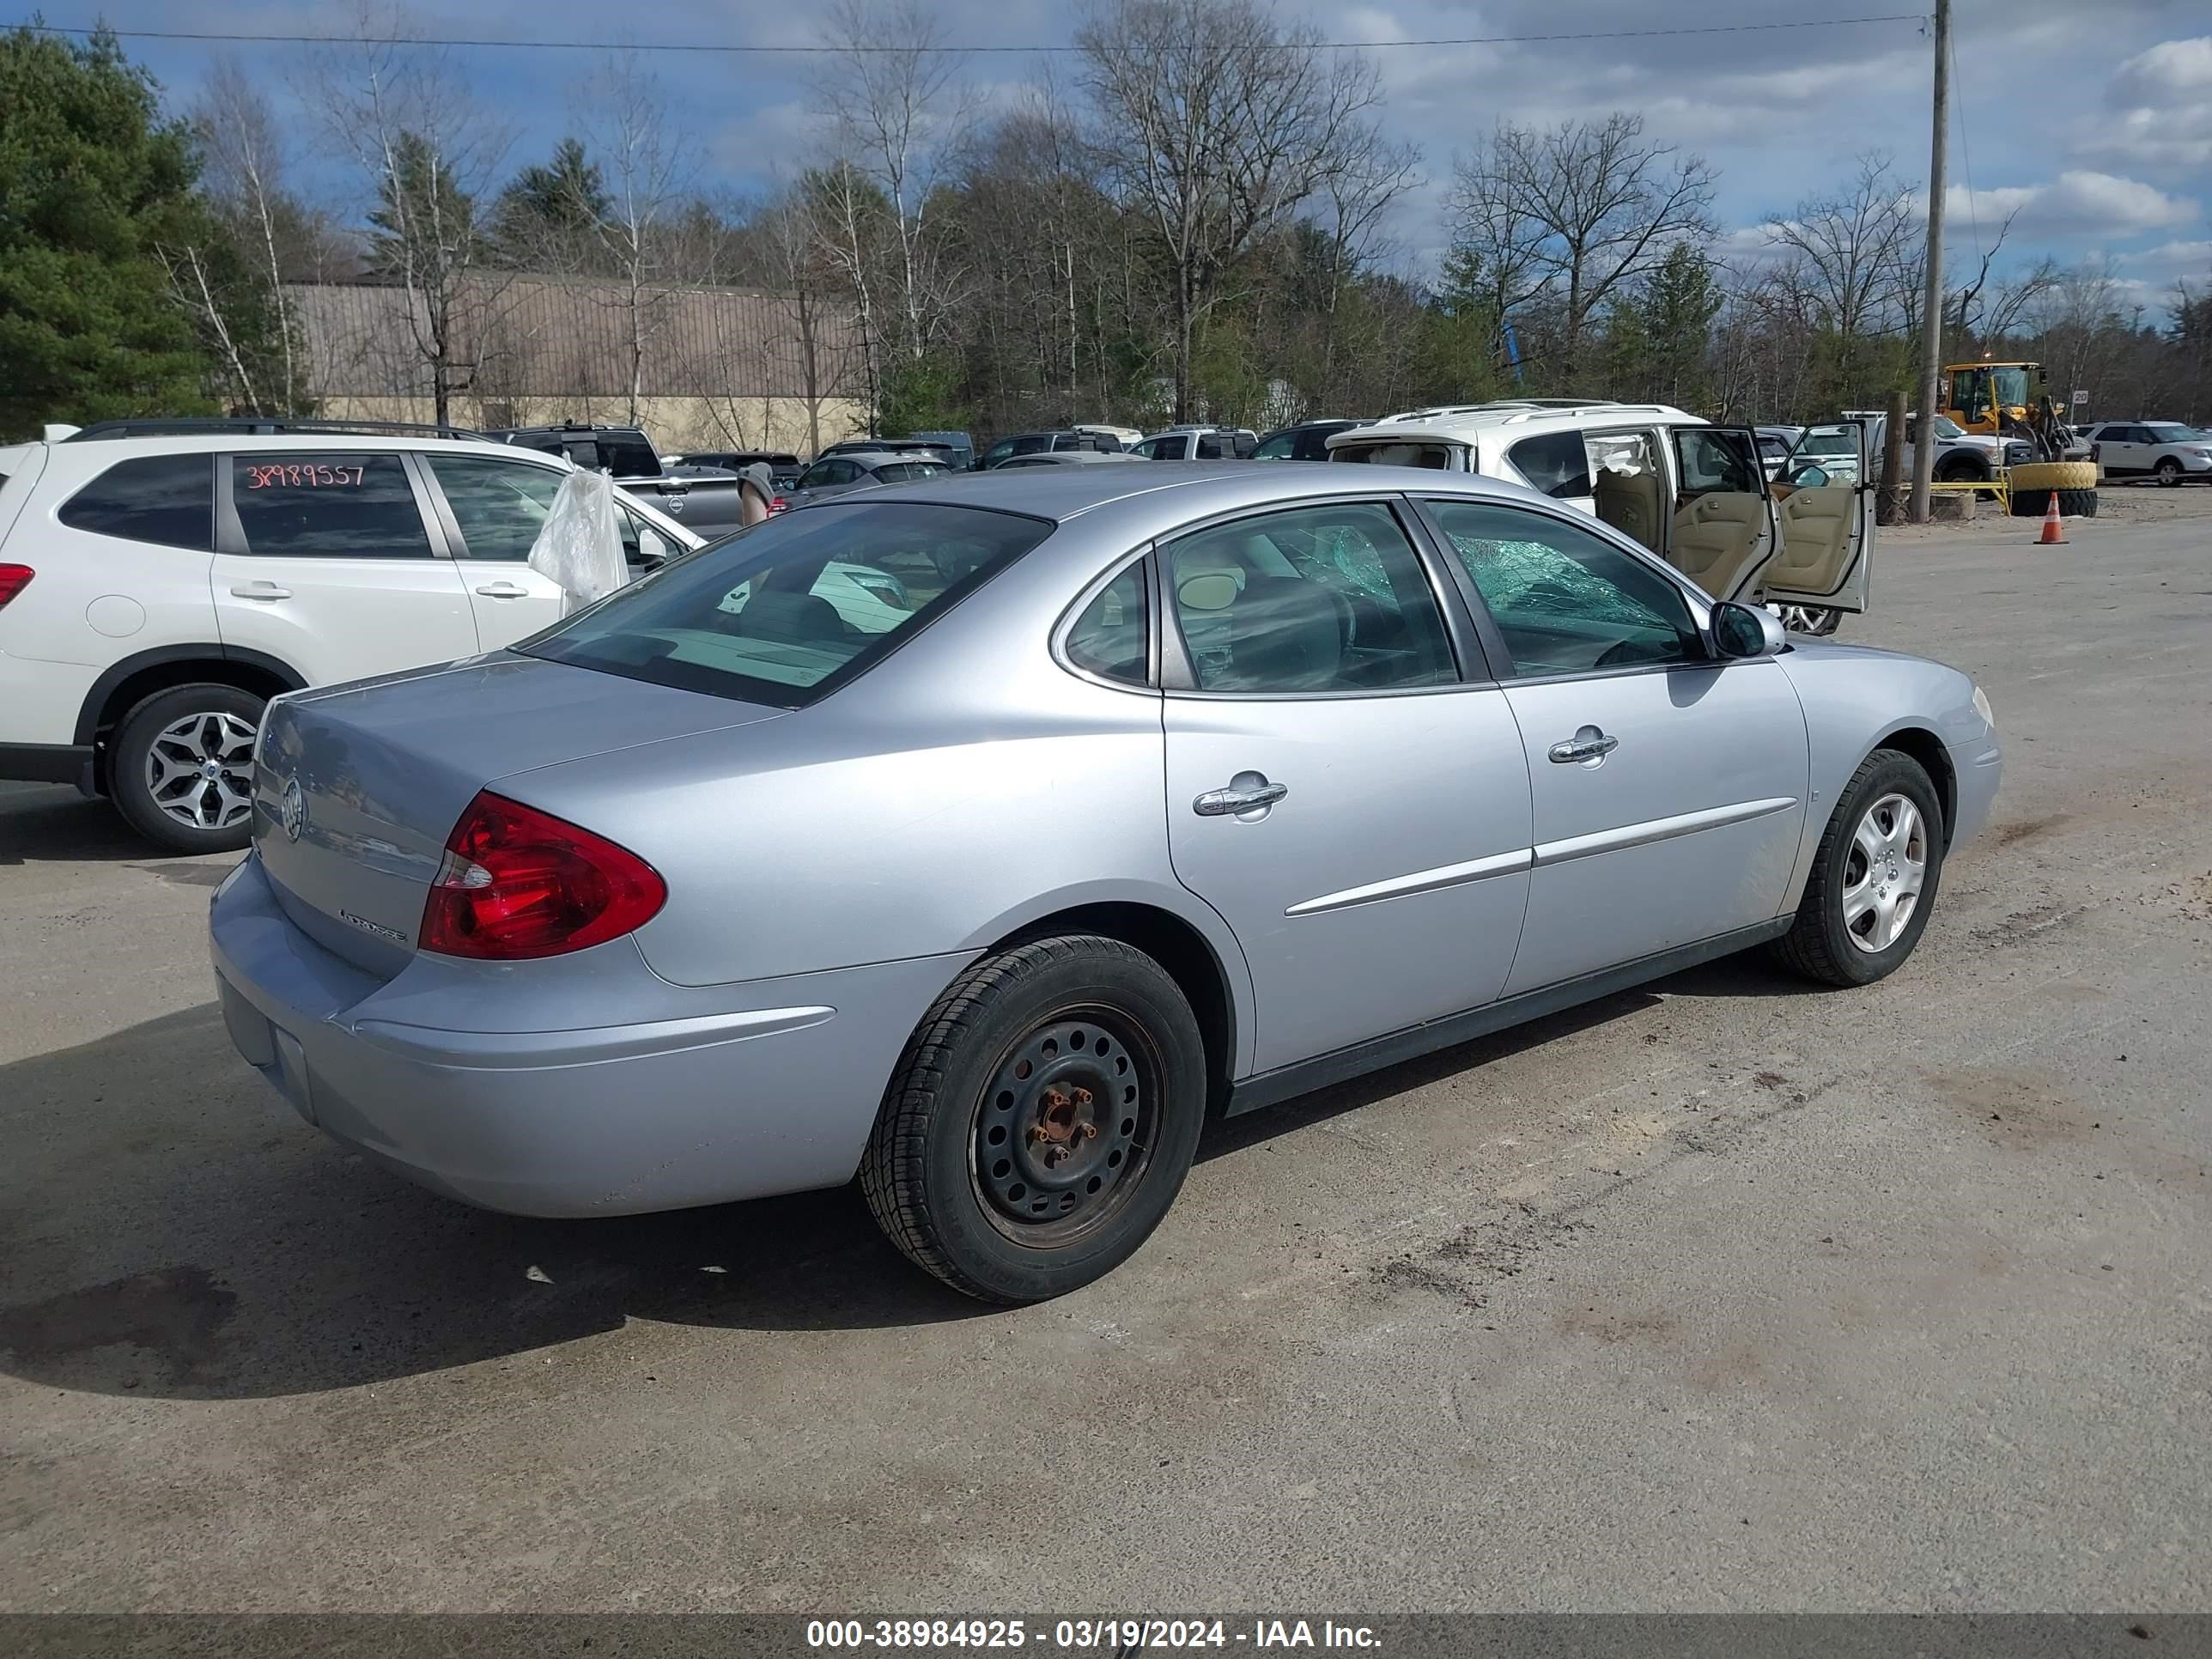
1842;792;1927;954
144;711;258;831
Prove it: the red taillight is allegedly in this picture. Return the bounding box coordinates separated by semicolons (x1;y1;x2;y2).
768;496;788;514
419;791;665;960
0;565;33;609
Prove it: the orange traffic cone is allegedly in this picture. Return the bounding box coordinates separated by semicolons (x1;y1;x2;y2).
2037;493;2066;545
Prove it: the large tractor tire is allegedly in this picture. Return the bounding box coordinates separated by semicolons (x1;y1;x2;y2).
2009;460;2099;519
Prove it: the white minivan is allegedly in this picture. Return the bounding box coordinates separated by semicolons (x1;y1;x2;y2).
1328;400;1873;634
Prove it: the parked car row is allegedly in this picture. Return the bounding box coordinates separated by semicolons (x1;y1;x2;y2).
0;395;1909;855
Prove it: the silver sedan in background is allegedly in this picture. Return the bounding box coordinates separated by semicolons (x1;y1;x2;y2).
211;464;2002;1303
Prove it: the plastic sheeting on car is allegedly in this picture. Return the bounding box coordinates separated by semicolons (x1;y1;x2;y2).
526;468;629;614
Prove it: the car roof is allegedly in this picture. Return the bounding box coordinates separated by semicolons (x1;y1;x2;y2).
39;431;541;460
832;458;1558;533
1328;401;1703;448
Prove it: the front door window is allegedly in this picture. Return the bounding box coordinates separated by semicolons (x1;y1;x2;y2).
1427;499;1700;678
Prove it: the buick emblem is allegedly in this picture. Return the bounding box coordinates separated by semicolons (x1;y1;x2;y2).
279;776;307;842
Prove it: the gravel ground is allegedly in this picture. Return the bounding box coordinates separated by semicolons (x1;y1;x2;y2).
2;504;2207;1616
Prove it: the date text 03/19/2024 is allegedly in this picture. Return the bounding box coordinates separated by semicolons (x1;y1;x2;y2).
805;1619;1382;1650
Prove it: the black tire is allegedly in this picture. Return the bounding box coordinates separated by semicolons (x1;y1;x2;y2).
2009;485;2098;519
1770;749;1946;988
860;935;1207;1303
1935;459;1985;485
2156;457;2183;486
109;683;265;854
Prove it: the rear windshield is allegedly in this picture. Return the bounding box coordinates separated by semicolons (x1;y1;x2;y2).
1332;441;1464;470
520;501;1050;708
872;461;949;482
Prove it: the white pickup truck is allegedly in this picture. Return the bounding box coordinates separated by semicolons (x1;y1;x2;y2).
1835;410;2033;485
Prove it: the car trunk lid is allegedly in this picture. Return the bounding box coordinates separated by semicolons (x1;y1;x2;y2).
252;653;786;978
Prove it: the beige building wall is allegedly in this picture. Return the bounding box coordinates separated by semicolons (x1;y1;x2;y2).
318;395;871;458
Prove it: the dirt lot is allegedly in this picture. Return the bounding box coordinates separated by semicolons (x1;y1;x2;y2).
2;500;2209;1616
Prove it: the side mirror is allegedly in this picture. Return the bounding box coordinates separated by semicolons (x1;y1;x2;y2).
1711;600;1786;660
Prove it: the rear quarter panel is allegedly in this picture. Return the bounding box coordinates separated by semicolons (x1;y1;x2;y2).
499;520;1259;1071
1775;641;1999;908
0;451;220;674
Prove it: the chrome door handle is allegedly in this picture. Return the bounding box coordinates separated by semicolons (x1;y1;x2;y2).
1548;726;1620;764
1193;775;1288;817
229;581;291;600
474;580;532;599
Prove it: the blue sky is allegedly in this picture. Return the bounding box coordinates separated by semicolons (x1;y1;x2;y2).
29;0;2212;315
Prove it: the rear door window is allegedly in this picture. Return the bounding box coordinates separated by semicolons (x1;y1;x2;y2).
230;453;434;559
58;454;214;549
523;502;1051;707
1165;501;1455;692
1674;428;1764;497
800;459;860;489
425;455;565;560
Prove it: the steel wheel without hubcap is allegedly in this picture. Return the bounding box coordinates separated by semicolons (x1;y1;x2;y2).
1843;792;1926;953
144;711;258;831
972;1010;1158;1244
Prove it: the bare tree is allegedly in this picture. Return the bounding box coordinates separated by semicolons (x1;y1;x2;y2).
573;55;696;425
157;244;263;412
2031;258;2124;412
1761;152;1917;397
1948;210;2058;344
305;4;516;425
1313;135;1420;399
1455;112;1717;386
716;187;859;456
805;161;890;430
811;0;974;383
1079;0;1391;420
189;54;333;412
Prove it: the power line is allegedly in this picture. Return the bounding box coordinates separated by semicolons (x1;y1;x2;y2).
1948;15;1981;266
19;14;1927;56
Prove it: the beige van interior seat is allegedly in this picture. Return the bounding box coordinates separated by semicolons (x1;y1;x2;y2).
1592;466;1666;556
1668;491;1766;600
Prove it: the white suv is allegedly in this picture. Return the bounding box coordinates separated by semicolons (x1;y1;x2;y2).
1326;399;1874;631
0;419;694;853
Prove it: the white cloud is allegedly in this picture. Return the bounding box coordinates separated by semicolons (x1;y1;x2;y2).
2085;36;2212;169
2108;36;2212;101
1938;170;2198;238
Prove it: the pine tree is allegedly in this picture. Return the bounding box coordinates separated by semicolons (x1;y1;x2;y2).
0;25;215;435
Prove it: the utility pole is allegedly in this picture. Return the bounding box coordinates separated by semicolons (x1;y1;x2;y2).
1911;0;1950;523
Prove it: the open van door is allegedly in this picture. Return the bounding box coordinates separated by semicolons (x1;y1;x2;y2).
1664;425;1777;603
1765;420;1873;615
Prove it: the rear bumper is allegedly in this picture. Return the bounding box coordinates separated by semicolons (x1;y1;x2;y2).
210;854;972;1217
